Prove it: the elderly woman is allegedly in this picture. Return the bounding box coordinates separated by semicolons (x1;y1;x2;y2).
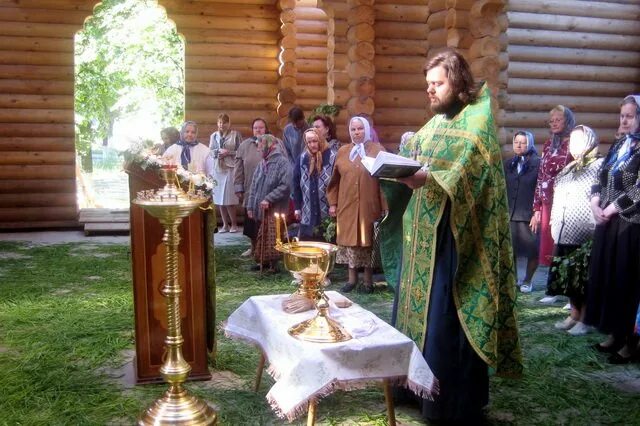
546;125;603;335
246;134;291;272
531;105;576;303
163;121;209;173
292;128;337;241
235;118;269;257
586;95;640;363
311;114;340;153
504;131;541;293
327;116;387;294
209;113;242;233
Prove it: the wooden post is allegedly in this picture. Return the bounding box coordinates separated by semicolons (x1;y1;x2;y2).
277;0;297;129
383;379;396;426
346;0;375;118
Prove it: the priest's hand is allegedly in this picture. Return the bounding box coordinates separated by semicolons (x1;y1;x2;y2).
397;170;428;189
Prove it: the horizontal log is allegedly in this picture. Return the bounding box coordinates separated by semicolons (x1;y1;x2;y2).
508;78;639;97
0;0;92;10
186;95;277;110
186;81;277;98
0;21;77;38
0;109;72;123
187;43;278;58
296;58;327;73
374;56;425;73
187;110;278;125
0;137;73;152
500;111;618;129
186;69;278;84
0;193;76;207
374;4;429;22
296;19;328;35
376;125;428;145
0;94;73;109
373;108;429;125
290;98;326;110
507;0;640;21
185;55;279;71
507;28;640;51
347;60;375;79
446;10;469;29
277;88;296;104
334;89;350;105
347;5;375;27
347;23;375;43
278;76;297;90
179;28;278;45
374;21;429;40
334;54;348;70
376;72;425;90
348;78;375;98
469;37;500;59
293;7;328;21
0;64;73;80
0;35;73;52
446;0;475;10
374;90;428;108
0;124;74;137
0;50;71;66
328;71;351;89
0;151;75;165
296;46;328;60
346;96;375;116
171;14;279;31
0;7;87;25
295;32;328;46
295;85;327;99
297;72;326;86
427;10;446;29
0;79;72;95
159;1;279;19
447;28;473;49
469;2;502;38
505;95;624;114
509;61;640;83
375;38;429;56
509;11;640;36
0;206;77;222
0;164;75;179
0;178;75;194
348;41;375;62
508;44;640;68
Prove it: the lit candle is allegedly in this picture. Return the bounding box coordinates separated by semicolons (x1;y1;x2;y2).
281;213;290;244
274;213;281;245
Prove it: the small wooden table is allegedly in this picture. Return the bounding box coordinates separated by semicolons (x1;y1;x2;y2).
223;292;438;424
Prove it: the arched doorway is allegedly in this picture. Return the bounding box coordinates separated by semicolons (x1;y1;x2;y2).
75;0;185;213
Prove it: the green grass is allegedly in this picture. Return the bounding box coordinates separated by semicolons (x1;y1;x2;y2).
0;241;639;425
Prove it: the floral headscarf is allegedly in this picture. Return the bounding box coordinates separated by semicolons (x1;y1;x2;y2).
303;128;329;175
560;125;599;176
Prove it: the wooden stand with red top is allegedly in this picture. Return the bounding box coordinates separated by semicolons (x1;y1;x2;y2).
125;163;212;384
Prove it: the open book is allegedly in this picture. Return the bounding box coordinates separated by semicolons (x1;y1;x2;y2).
361;151;422;178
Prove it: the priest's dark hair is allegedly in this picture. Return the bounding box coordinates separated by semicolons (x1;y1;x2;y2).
424;48;478;105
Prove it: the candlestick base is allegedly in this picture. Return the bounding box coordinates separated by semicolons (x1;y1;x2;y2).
138;385;217;425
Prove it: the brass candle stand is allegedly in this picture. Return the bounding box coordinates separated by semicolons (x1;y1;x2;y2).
133;165;217;425
274;214;351;343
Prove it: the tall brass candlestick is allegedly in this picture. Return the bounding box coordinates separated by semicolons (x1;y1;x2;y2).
134;166;217;425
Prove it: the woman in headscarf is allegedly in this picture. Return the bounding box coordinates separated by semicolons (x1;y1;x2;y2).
531;105;576;303
327;116;387;294
292;128;337;241
246;134;291;272
163;121;209;173
503;130;541;293
585;94;640;363
208;113;242;233
545;125;603;335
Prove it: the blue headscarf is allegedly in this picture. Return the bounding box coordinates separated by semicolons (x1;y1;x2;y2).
550;106;576;153
176;121;199;168
509;130;537;175
606;95;640;172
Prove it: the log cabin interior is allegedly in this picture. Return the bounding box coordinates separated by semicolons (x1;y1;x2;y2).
0;0;639;230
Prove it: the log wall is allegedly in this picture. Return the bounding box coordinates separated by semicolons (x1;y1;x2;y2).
505;0;640;150
373;0;430;149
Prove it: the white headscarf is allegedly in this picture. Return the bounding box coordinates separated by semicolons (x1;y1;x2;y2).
348;117;372;162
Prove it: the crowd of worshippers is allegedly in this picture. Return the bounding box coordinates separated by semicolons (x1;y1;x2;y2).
158;93;640;363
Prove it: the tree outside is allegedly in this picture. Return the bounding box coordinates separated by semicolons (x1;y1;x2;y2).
74;0;184;208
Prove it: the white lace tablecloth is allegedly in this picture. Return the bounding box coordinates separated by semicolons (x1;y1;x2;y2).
223;291;438;421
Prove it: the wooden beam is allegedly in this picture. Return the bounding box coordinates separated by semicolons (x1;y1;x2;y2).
507;28;640;51
0;79;73;95
508;11;640;36
508;44;640;68
509;61;640;83
0;178;75;194
0;137;74;152
507;78;639;97
507;0;640;20
0;151;75;165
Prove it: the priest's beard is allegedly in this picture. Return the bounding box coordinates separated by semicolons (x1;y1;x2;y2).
431;91;464;118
